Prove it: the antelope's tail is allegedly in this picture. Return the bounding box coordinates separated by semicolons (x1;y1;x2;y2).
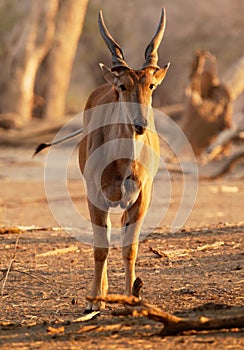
33;127;83;157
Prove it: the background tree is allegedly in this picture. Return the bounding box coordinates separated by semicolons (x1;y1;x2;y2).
35;0;88;121
0;0;88;126
0;1;58;124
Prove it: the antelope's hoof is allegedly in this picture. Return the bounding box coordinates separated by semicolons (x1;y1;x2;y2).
83;308;93;314
83;308;101;316
132;276;143;298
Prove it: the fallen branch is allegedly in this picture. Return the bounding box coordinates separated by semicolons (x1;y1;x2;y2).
206;128;244;159
199;148;244;179
87;294;184;327
87;294;244;336
166;148;244;179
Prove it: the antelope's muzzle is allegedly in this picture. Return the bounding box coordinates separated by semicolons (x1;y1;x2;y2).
133;118;147;135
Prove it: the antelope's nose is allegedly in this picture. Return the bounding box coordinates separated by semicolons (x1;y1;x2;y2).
134;119;147;135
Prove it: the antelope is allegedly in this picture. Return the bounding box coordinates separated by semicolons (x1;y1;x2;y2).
79;8;170;312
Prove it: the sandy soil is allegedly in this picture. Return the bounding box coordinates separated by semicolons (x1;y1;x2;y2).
0;144;243;349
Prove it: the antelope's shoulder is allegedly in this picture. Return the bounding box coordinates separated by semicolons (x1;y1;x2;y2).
85;83;118;110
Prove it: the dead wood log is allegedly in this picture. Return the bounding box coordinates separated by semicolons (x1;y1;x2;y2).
87;294;244;336
181;50;233;156
223;56;244;101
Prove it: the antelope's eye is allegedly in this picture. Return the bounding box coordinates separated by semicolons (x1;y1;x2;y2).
149;84;155;90
119;84;127;91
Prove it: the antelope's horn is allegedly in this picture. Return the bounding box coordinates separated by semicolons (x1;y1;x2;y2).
143;8;166;69
98;11;129;70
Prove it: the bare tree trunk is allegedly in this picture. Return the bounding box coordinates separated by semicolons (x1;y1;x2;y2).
0;1;59;123
38;0;88;121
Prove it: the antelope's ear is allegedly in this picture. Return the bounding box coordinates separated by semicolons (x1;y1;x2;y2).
99;63;119;84
154;62;170;85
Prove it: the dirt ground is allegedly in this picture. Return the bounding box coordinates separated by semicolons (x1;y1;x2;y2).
0;143;243;349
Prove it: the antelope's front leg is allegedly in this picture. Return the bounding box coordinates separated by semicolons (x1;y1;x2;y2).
121;185;151;296
122;243;138;296
88;246;108;311
85;200;111;312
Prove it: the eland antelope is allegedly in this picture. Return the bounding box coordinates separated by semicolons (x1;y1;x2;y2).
79;8;170;312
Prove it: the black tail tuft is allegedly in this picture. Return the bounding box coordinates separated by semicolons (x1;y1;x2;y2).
33;143;50;157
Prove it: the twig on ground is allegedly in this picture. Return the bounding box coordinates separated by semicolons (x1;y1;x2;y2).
77;323;123;334
0;226;65;235
149;246;168;258
1;234;20;296
47;325;65;334
0;230;58;295
36;245;79;257
0;268;58;294
73;311;100;323
149;241;225;261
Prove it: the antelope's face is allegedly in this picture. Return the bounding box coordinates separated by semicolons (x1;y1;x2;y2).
100;65;170;134
98;8;170;135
